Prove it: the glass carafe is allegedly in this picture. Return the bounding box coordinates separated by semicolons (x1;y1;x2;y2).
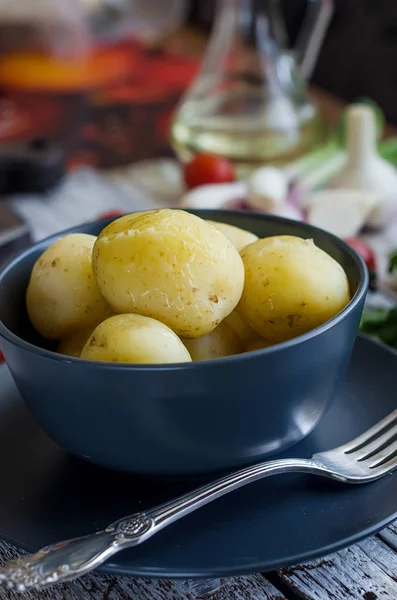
171;0;333;176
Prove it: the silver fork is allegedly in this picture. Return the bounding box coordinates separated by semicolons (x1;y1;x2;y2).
2;409;397;592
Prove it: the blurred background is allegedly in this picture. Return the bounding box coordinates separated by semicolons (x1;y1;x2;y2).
0;0;395;173
2;0;397;353
190;1;397;124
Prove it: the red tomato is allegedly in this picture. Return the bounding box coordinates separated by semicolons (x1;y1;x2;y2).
0;349;4;363
344;237;377;289
97;210;124;220
344;237;376;272
183;153;235;190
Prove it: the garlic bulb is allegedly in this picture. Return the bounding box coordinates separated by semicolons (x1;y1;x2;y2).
327;105;397;229
306;189;380;238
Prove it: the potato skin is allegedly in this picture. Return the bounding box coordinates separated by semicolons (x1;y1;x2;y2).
81;314;191;364
26;234;109;340
93;209;245;338
182;321;242;361
238;236;351;343
206;220;258;252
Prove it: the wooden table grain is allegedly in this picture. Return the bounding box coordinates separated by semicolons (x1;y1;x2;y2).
2;524;397;600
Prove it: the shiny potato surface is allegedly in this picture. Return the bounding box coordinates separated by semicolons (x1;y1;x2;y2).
182;321;242;361
26;234;109;340
206;220;258;252
81;314;191;364
93;209;245;338
237;236;350;343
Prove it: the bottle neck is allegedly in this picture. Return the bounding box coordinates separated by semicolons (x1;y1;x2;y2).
215;0;283;47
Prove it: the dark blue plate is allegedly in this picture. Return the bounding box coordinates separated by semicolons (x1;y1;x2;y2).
1;334;397;577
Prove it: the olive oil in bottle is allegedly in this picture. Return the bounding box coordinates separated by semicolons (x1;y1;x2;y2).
171;0;331;176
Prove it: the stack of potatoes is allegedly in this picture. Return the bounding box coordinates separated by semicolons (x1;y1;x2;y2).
26;209;350;364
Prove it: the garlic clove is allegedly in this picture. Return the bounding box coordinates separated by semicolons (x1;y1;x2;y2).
364;159;397;228
305;188;379;212
181;181;247;210
306;189;380;238
246;166;288;212
271;202;304;221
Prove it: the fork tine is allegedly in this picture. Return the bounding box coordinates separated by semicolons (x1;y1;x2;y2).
352;422;397;461
341;409;397;454
367;439;397;469
368;450;397;473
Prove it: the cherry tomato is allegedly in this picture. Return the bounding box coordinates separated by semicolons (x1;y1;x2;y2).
97;210;124;220
345;237;377;290
183;153;235;190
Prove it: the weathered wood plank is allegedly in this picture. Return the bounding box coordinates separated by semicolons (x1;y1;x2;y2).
4;527;397;599
359;535;397;580
172;575;286;600
277;540;397;600
0;540;286;600
378;523;397;553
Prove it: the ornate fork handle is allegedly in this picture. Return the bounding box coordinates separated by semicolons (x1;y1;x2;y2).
0;457;333;591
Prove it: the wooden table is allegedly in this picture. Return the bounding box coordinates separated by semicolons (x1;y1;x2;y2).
2;524;397;599
2;27;397;600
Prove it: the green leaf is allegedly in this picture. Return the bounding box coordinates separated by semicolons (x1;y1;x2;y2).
379;137;397;167
360;306;397;351
388;250;397;274
360;306;389;331
378;322;397;346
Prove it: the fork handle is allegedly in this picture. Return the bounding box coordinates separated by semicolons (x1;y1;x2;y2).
0;457;331;590
147;457;332;526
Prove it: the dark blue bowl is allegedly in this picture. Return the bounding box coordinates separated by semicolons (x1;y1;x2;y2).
0;210;368;477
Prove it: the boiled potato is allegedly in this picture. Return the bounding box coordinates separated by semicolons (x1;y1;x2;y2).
57;314;113;358
81;314;191;364
238;236;350;343
245;337;274;352
93;209;244;338
57;325;97;358
206;220;258;252
182;321;242;361
224;309;257;345
26;234;109;340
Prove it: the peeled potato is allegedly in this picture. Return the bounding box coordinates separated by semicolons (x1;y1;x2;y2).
182;321;242;361
224;309;257;345
206;220;258;252
57;326;97;358
238;236;350;343
57;313;113;358
81;314;191;364
26;234;109;340
245;337;274;352
93;209;244;338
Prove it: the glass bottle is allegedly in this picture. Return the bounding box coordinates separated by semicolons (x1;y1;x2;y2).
171;0;333;176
